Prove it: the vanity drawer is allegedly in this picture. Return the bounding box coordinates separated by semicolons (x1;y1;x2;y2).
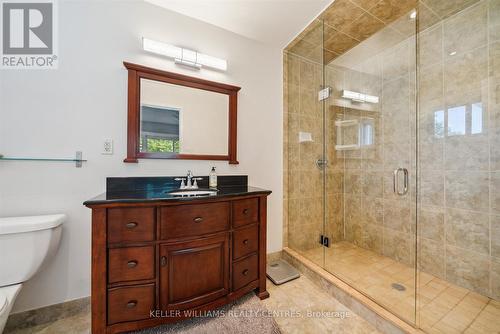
233;225;258;260
107;284;155;325
232;198;258;228
107;207;155;243
108;246;155;284
232;254;258;291
160;202;229;239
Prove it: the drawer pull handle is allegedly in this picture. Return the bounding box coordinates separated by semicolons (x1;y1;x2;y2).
125;222;138;229
193;217;203;223
161;256;167;267
243;209;249;215
243;239;249;245
126;300;137;309
242;269;249;276
127;260;138;268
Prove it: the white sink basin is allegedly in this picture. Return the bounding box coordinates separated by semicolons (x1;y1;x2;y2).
168;190;217;197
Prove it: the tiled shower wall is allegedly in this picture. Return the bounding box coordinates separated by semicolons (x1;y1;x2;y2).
284;0;500;300
417;0;500;299
325;33;417;267
284;52;330;254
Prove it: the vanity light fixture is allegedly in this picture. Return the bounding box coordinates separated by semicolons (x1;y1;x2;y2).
342;90;379;104
142;38;227;71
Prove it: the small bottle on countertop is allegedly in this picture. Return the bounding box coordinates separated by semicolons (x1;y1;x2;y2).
209;167;217;189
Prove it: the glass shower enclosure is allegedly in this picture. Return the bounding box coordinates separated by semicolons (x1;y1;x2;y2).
284;0;499;331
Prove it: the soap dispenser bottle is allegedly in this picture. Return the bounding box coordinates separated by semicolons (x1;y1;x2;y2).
209;167;217;189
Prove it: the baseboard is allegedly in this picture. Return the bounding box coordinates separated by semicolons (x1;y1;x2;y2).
4;297;90;333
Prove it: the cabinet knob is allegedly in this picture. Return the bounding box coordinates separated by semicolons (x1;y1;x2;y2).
161;256;167;267
243;239;249;245
127;260;138;268
193;217;203;223
125;222;138;229
242;269;249;276
126;300;137;309
243;209;249;215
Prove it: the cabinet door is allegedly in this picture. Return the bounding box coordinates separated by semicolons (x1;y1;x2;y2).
160;233;229;310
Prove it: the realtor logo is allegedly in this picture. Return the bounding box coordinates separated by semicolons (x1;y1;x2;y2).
1;0;58;69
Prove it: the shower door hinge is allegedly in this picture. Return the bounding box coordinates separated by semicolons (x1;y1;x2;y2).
319;235;330;248
318;87;331;101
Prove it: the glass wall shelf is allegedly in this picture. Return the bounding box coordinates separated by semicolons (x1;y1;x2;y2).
0;151;86;167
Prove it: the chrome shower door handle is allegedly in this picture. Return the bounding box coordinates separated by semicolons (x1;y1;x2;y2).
393;168;409;196
402;168;409;195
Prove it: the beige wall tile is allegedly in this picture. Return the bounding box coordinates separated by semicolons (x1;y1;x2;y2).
490;0;500;42
419;238;446;279
384;199;412;233
419;140;444;171
492;215;500;258
321;0;366;31
383;228;415;265
421;0;480;19
419;208;445;241
443;1;487;56
445;171;489;211
491;172;500;214
368;0;417;24
444;46;487;99
419;25;443;68
382;41;411;81
446;245;490;295
491;258;500;299
445;208;490;255
343;12;386;41
361;197;383;225
444;134;489;171
362;171;384;198
419;64;444;103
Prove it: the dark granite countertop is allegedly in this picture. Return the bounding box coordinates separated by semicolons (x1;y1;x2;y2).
83;175;271;206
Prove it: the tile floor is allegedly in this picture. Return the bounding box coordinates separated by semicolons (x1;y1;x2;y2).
263;276;380;334
6;276;379;334
301;241;500;334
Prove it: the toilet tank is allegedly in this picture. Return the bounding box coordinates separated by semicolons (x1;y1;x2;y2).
0;214;65;286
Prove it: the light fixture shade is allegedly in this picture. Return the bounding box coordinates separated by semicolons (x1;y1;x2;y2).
342;90;379;104
143;38;182;59
197;53;227;71
142;38;227;71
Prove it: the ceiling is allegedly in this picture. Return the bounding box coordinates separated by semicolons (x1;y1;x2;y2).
144;0;332;48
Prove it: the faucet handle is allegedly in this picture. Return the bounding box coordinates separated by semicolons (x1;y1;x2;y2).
192;177;203;189
174;177;187;189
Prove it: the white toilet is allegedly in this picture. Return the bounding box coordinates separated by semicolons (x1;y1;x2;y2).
0;214;65;333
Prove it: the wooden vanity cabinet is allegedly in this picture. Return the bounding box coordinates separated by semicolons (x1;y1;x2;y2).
87;194;269;334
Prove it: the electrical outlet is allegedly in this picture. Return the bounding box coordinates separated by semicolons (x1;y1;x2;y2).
102;139;113;155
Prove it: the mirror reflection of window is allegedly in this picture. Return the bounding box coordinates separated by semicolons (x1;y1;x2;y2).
471;102;483;135
140;105;180;153
448;106;466;136
433;102;483;138
434;110;445;138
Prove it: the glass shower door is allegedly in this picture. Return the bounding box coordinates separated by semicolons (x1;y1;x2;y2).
285;19;327;268
322;7;418;325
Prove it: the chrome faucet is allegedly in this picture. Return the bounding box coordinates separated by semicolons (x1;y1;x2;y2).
186;170;193;188
175;170;203;189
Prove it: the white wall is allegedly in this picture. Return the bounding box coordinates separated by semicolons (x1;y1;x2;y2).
0;0;283;312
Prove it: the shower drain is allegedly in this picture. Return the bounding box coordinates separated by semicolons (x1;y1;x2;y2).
391;283;406;291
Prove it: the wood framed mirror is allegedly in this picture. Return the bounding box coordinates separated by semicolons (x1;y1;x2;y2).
123;62;240;164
